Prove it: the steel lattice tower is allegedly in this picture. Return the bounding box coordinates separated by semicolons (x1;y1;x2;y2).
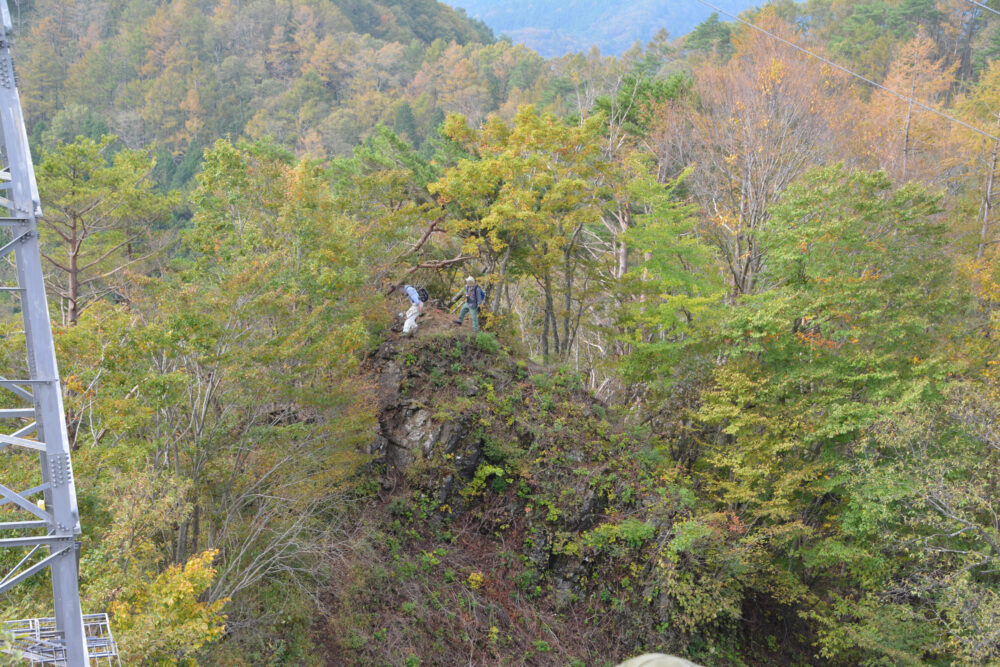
0;2;108;664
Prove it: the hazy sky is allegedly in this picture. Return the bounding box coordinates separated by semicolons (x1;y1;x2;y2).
441;0;757;57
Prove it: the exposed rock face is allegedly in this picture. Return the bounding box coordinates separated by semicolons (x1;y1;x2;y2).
348;331;714;665
369;337;493;479
365;333;650;581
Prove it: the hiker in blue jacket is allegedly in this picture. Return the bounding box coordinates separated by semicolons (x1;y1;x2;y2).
454;276;485;332
403;284;425;314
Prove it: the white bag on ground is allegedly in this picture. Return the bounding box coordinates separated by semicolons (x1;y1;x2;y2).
402;304;420;335
616;655;702;667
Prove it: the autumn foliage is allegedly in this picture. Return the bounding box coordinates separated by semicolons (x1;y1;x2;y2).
6;0;1000;664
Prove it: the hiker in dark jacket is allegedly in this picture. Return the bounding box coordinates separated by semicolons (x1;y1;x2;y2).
454;276;485;332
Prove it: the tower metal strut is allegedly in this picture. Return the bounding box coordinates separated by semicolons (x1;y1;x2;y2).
0;2;114;665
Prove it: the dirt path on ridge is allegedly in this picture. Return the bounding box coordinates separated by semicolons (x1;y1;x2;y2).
385;299;470;340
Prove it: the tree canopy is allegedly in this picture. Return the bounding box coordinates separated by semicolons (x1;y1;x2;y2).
7;0;1000;664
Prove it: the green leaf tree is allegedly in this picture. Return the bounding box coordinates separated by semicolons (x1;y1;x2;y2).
694;165;967;662
430;106;610;358
37;135;176;325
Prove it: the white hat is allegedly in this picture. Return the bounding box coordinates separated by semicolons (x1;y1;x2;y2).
465;276;475;283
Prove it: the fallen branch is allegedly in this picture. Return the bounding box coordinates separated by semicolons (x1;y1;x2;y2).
397;216;446;261
386;255;474;295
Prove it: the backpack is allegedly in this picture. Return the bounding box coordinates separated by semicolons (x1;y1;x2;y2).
476;286;486;304
416;285;429;302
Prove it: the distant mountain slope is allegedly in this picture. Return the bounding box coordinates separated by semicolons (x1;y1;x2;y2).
16;0;500;165
441;0;759;56
335;0;494;44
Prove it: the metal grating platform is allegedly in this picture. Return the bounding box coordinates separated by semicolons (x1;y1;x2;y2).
1;614;120;666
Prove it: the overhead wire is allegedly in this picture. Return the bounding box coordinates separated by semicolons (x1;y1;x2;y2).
962;0;1000;19
693;0;1000;142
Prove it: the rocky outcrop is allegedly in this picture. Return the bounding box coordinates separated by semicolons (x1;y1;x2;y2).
348;330;707;665
364;332;643;558
368;335;495;475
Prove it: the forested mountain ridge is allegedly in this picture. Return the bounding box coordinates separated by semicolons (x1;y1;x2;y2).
442;0;759;56
16;0;500;172
5;0;1000;665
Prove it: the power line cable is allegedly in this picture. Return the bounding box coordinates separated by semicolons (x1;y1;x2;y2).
694;0;1000;142
963;0;1000;19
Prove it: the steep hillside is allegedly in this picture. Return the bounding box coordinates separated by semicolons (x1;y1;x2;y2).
321;316;812;666
441;0;759;56
13;0;1000;663
14;0;498;169
327;0;493;44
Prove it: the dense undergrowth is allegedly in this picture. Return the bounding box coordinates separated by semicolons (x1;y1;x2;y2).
323;330;809;666
6;0;1000;663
